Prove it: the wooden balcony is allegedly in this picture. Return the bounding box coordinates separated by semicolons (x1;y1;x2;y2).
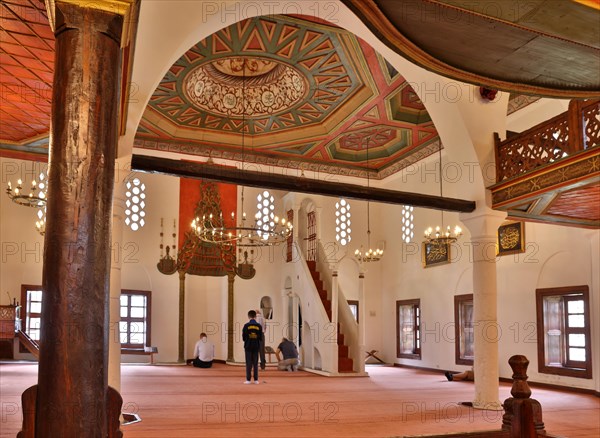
490;99;600;228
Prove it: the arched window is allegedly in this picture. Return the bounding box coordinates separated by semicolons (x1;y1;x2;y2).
125;177;146;231
256;190;275;239
335;199;351;246
401;205;414;243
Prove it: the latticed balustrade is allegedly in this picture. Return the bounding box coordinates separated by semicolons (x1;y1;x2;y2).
496;100;600;182
583;100;600;149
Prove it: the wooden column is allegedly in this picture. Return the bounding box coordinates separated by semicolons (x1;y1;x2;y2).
227;272;235;362
35;3;123;436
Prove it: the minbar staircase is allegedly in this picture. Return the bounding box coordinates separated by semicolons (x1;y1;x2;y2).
307;261;354;373
17;330;40;359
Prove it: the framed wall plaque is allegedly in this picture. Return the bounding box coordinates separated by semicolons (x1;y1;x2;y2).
422;242;451;268
497;221;525;255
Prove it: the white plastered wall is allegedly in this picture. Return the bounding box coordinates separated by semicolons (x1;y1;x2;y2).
3;1;597;391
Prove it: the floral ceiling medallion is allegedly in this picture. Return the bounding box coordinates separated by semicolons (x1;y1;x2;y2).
184;56;306;118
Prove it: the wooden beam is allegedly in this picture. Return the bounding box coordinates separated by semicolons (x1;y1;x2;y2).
131;155;476;213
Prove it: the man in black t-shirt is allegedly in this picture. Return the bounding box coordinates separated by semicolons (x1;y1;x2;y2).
276;337;299;371
242;310;263;384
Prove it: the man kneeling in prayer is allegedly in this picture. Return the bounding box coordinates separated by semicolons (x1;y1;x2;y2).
276;337;299;371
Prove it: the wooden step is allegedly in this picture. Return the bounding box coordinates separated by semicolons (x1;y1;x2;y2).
307;260;316;271
338;344;348;357
337;333;344;345
338;357;354;373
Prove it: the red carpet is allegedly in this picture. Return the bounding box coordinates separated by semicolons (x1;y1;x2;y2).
1;362;598;437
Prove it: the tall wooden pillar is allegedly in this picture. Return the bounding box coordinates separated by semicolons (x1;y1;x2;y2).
35;3;123;436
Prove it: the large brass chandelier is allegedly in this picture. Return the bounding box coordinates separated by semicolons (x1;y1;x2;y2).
191;191;293;248
190;63;292;248
6;170;48;236
5;172;47;207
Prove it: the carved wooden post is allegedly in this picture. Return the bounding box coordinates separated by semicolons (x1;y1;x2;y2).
568;100;584;154
493;132;503;183
502;355;545;437
29;3;124;436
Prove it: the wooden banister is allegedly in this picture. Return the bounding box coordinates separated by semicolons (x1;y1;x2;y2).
405;355;561;438
501;355;545;437
495;99;600;182
16;330;39;359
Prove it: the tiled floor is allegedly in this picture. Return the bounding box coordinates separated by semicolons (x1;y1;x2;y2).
1;362;598;437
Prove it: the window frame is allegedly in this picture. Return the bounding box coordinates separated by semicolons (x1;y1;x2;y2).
454;294;474;366
19;284;43;353
396;299;421;360
120;289;152;353
536;285;592;379
348;300;359;323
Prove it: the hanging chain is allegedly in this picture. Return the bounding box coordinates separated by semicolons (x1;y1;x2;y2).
366;134;372;248
438;145;445;228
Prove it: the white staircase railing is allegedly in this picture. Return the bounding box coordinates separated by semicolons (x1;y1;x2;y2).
316;242;360;373
284;243;336;373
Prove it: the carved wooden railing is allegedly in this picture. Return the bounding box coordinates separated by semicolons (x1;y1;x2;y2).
404;355;561;438
17;330;40;359
0;304;19;339
495;99;600;182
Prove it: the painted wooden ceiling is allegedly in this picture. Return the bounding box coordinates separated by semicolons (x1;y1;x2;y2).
135;15;440;179
0;1;597;227
0;0;53;158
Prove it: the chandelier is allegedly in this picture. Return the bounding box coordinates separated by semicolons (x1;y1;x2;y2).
423;224;462;245
354;135;383;263
190;69;292;249
191;189;292;248
354;229;384;262
35;206;46;236
423;147;462;245
5;172;47;207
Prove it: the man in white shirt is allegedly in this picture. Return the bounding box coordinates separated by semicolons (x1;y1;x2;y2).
192;333;215;368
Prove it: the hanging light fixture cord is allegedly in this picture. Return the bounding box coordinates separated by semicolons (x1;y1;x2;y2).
354;131;383;262
191;58;293;249
438;143;445;229
423;145;462;244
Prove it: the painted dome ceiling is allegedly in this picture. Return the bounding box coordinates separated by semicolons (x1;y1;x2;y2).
134;15;441;179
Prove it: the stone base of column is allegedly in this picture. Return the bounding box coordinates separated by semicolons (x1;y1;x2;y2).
472;399;504;411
